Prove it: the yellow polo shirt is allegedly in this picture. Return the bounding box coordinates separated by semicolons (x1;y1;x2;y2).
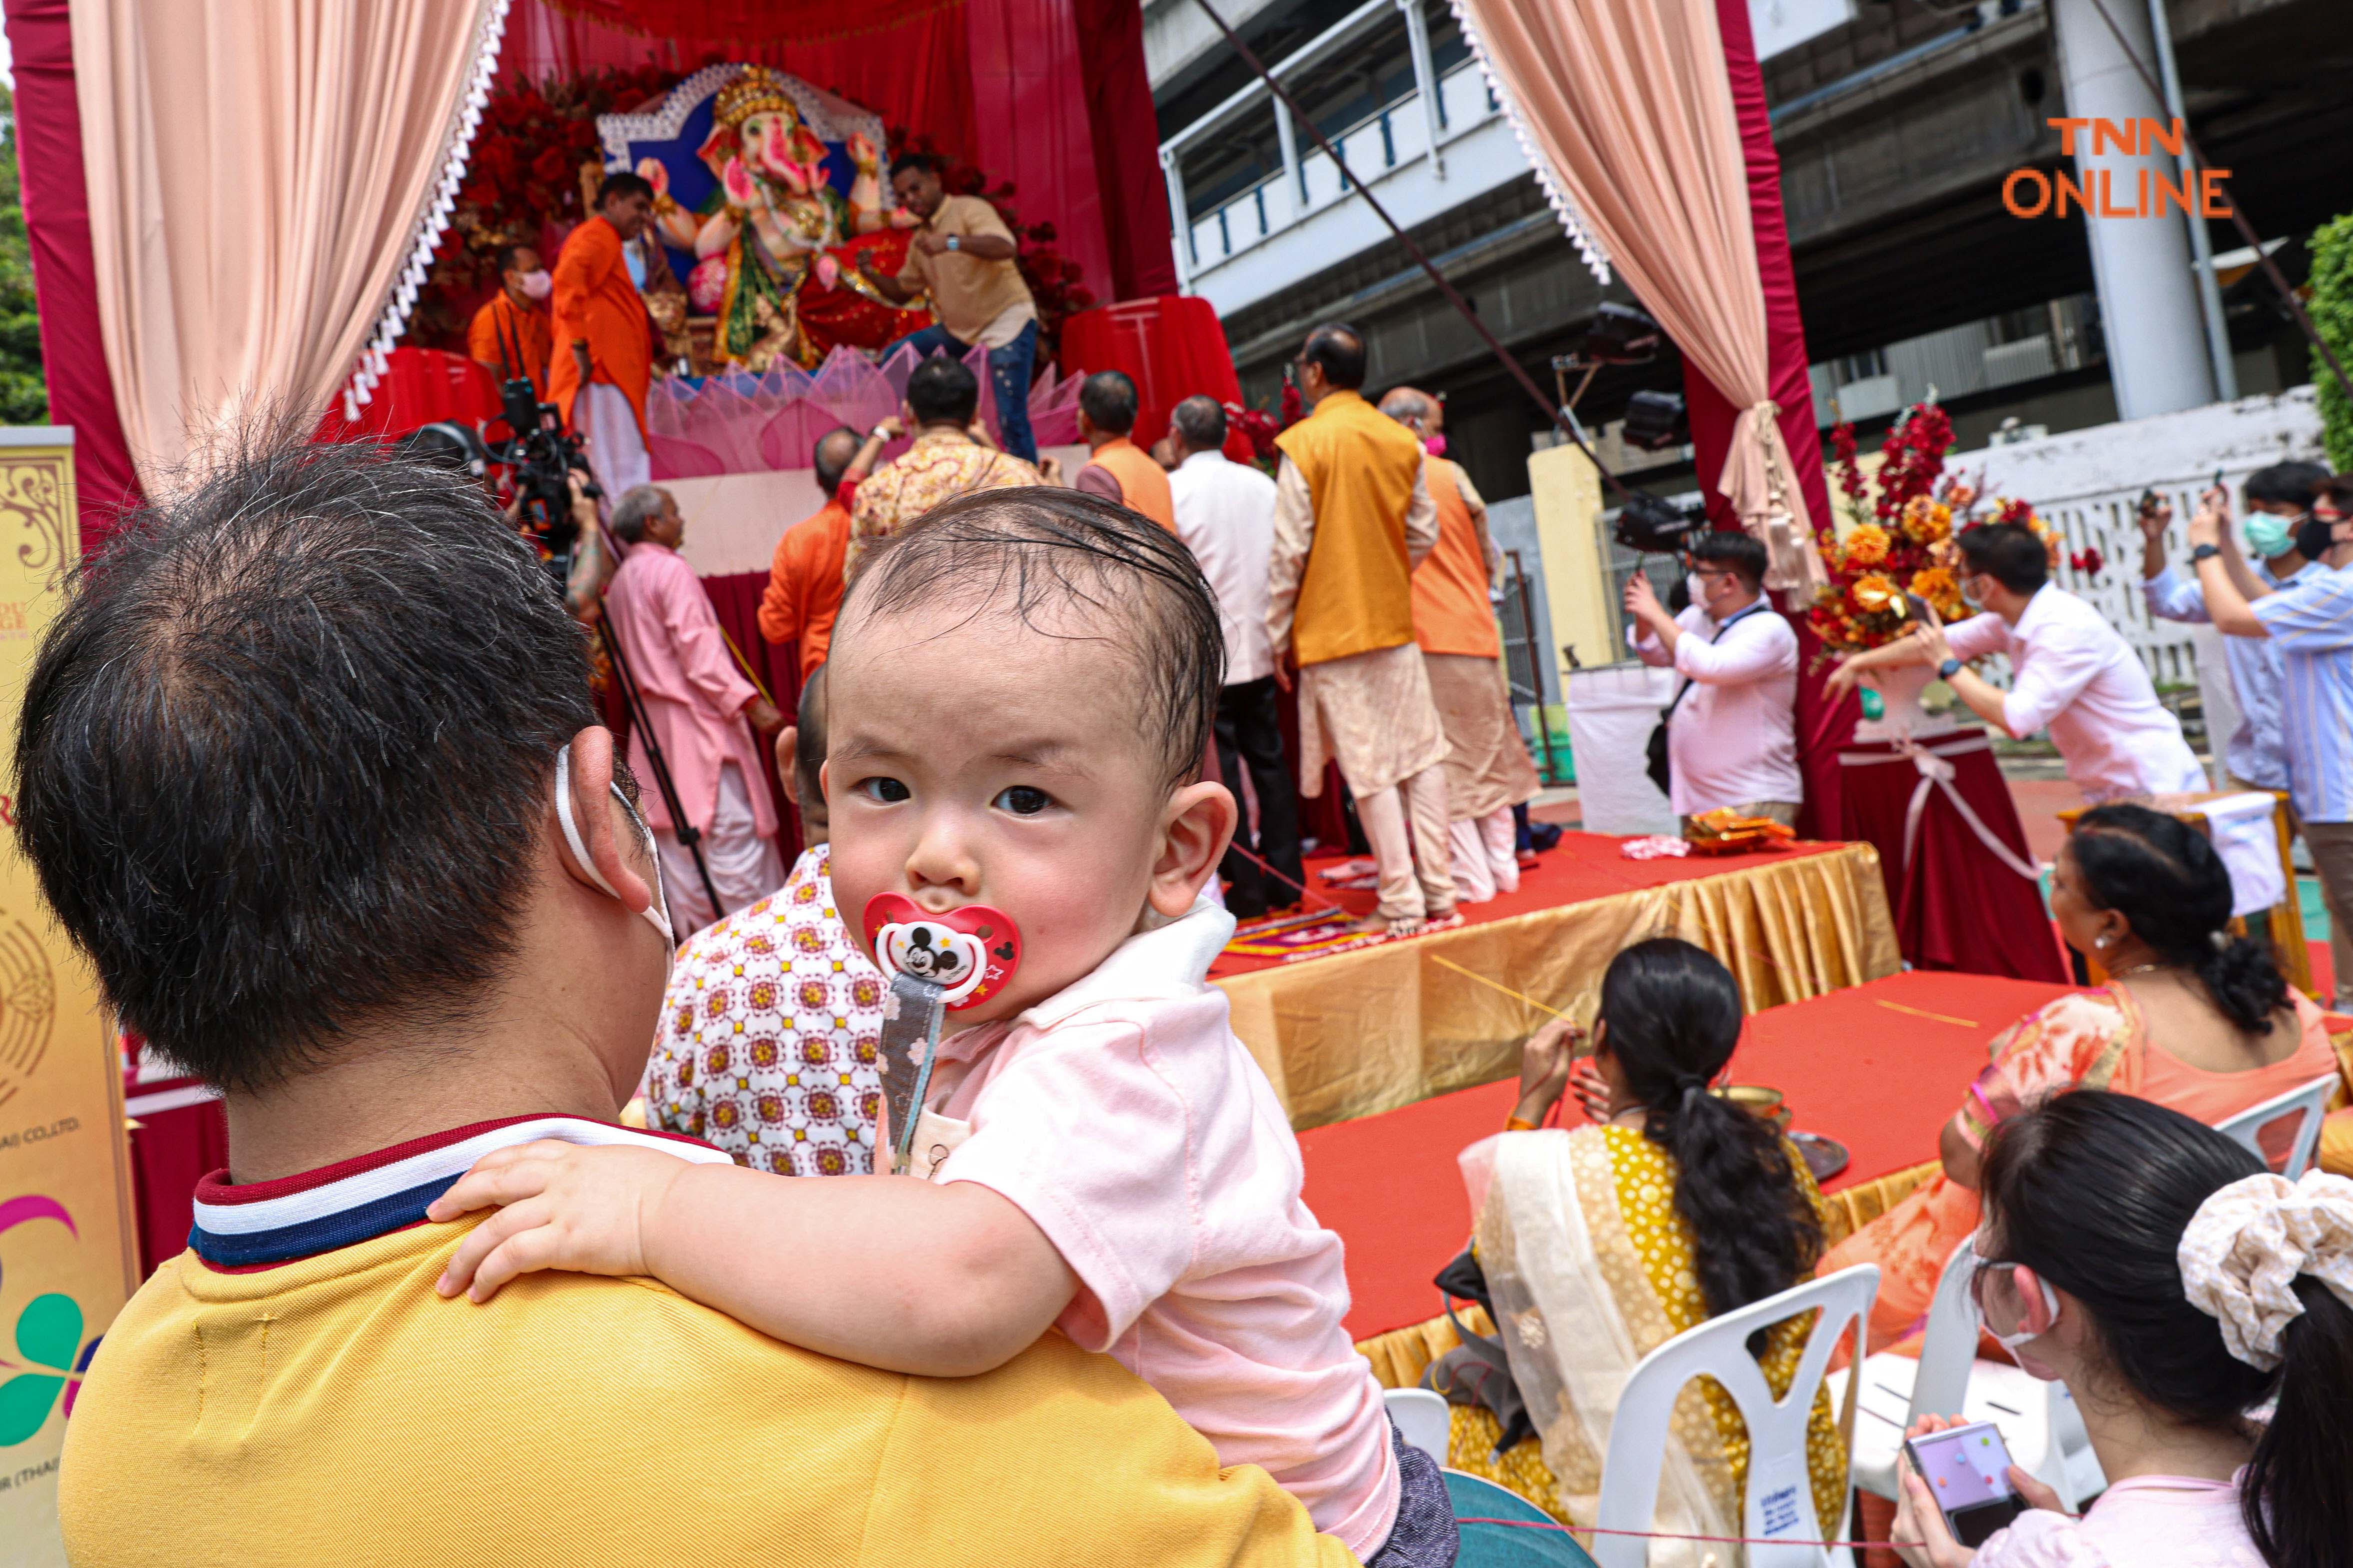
59;1185;1356;1565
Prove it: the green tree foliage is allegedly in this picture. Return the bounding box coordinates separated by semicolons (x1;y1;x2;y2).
0;89;49;425
2314;213;2353;472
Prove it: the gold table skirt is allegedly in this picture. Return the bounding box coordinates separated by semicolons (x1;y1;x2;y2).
1220;842;1902;1132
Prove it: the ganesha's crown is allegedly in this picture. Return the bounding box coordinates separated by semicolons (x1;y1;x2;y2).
712;67;798;132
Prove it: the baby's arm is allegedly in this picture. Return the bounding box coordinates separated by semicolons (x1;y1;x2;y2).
428;1141;1078;1377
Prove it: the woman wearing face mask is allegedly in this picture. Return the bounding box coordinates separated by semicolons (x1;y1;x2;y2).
1890;1091;2353;1568
2182;474;2353;1011
467;242;556;401
1820;803;2339;1356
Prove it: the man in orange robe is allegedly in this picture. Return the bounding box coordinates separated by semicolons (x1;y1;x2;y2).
1071;370;1176;532
758;424;883;679
1382;387;1538;905
1266;324;1456;935
552;172;658;506
466;242;554;401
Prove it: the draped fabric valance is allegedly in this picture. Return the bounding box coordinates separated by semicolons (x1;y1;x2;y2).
1450;0;1828;596
68;0;507;487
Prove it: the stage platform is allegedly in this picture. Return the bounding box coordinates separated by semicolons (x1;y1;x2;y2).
1214;833;1902;1132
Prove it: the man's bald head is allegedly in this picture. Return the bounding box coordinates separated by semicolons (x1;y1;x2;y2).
1379;386;1440;433
814;426;864;502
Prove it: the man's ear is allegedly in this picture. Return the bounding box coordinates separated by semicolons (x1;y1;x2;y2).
1148;780;1239;920
776;725;802;807
554;725;654;913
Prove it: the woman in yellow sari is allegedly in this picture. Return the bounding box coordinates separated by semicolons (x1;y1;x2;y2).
1822;802;2342;1355
1442;938;1847;1564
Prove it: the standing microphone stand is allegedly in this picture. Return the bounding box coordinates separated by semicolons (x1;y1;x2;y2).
596;615;726;923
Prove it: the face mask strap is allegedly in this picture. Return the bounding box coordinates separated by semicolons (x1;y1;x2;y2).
554;744;674;945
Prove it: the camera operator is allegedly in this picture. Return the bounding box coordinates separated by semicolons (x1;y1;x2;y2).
1627;531;1800;827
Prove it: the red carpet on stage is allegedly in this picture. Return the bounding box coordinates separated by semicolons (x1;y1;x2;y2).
1298;969;2075;1339
1210;833;1850;980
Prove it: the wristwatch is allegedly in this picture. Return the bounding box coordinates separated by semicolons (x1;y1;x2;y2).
2192;543;2222;562
944;235;962;252
1938;657;1962;680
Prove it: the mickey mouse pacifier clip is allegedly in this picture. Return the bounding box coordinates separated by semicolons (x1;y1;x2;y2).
862;893;1022;1175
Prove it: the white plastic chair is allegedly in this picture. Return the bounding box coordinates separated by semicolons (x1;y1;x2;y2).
1385;1386;1452;1469
2213;1073;2339;1179
1590;1264;1878;1568
1827;1242;2103;1511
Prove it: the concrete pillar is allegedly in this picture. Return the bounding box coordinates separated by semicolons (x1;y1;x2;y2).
2050;0;2217;419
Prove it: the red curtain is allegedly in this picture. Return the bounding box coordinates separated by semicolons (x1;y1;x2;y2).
1060;295;1244;449
697;570;805;863
502;0;980;158
536;0;962;44
1074;0;1176;300
1683;0;1856;839
3;0;143;552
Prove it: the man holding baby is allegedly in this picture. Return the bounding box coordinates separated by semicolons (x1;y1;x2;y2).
37;442;1364;1567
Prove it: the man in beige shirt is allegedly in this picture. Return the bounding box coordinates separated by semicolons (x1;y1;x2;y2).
860;152;1042;463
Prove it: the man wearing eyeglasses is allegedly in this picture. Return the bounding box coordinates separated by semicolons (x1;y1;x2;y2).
1626;530;1801;828
1266;322;1458;937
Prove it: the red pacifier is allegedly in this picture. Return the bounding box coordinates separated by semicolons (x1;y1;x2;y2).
862;893;1022;1010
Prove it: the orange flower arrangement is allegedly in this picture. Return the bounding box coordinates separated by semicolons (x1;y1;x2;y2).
1908;566;1966;621
1813;401;2002;657
1842;523;1892;570
1900;495;1953;545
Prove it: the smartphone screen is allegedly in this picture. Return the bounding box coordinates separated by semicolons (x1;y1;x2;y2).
1905;1423;2025;1547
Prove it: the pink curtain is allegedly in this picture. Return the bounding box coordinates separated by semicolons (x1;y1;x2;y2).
1455;0;1826;597
68;0;504;487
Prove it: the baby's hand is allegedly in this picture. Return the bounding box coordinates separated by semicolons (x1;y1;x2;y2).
427;1140;687;1302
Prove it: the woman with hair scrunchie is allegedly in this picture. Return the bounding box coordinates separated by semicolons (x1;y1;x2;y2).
1822;803;2341;1356
1892;1091;2353;1568
1433;939;1846;1544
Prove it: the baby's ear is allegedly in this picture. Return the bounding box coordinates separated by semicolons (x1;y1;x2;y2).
1149;780;1239;920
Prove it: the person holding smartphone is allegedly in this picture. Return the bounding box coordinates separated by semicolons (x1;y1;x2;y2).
1888;1092;2353;1568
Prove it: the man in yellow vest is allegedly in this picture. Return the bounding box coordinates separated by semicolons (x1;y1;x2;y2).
1268;323;1458;935
38;441;1356;1568
1072;369;1178;531
1382;387;1540;905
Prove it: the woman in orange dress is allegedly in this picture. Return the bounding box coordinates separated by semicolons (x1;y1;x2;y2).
1822;802;2344;1354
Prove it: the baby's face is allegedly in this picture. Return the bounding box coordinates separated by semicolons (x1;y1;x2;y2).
824;601;1188;1022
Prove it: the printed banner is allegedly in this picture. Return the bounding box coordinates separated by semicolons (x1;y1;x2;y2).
0;429;136;1567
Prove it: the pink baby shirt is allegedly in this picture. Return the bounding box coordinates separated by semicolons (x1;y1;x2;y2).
914;897;1400;1559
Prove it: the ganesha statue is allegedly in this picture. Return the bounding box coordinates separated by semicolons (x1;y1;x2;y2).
608;66;932;372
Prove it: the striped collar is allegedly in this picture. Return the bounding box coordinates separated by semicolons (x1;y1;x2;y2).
190;1114;733;1270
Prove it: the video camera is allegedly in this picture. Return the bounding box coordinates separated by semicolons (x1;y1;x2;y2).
1609;490;1708;556
487;374;600;574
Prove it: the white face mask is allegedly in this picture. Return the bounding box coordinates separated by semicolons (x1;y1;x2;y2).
1686;573;1709;608
518;268;552;301
554;744;674;977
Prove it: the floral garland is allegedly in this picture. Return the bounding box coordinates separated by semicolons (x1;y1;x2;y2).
1810;402;2061;655
404;68;1098;361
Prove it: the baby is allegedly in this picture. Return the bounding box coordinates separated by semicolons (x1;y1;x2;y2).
431;489;1452;1567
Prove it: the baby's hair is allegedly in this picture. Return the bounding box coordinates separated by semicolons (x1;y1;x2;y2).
839;488;1225;793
